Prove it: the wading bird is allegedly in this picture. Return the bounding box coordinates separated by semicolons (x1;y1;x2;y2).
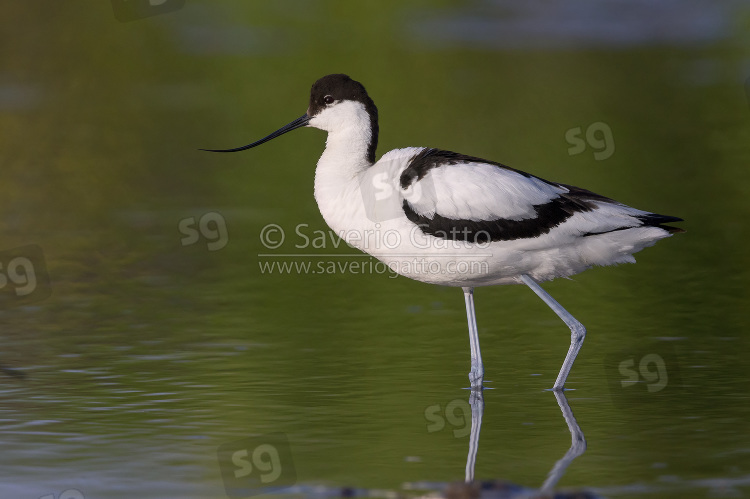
203;74;682;391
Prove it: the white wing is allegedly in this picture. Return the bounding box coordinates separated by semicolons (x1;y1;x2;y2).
397;148;680;242
400;151;565;221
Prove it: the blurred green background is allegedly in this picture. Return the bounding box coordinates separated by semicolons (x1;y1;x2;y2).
1;1;750;498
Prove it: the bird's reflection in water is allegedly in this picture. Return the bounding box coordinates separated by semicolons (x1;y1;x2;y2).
451;390;595;499
277;391;598;499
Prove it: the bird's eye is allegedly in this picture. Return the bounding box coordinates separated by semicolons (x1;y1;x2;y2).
323;95;334;105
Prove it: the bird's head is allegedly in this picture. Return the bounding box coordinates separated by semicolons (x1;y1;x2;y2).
202;73;378;163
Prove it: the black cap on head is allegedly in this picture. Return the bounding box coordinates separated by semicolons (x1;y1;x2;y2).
308;74;379;163
307;74;372;115
201;74;379;163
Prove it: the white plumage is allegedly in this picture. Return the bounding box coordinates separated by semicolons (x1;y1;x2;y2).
407;158;564;221
203;74;683;391
316;143;676;286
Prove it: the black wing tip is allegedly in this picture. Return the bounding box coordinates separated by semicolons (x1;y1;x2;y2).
637;214;685;234
640;214;683;223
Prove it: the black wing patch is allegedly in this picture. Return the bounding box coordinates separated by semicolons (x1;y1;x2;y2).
400;148;541;190
403;195;596;243
400;148;683;242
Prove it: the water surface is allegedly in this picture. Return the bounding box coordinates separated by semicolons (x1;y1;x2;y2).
1;2;749;498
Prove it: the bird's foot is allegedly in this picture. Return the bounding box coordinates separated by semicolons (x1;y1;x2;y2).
468;368;484;390
546;384;569;392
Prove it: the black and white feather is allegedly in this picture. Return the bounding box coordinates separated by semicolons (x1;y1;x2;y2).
330;145;685;285
398;147;681;244
207;73;682;287
203;73;684;390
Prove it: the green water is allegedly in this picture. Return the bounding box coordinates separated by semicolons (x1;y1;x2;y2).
2;2;750;498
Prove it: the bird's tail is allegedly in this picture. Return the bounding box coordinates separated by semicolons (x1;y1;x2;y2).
637;213;685;234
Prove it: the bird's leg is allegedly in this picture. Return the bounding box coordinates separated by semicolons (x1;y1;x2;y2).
462;287;484;389
465;389;484;482
540;390;587;493
520;275;586;391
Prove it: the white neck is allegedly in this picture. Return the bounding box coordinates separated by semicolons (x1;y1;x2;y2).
320;124;373;172
313;124;375;235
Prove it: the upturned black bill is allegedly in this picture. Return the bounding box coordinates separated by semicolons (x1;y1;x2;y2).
200;114;310;153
